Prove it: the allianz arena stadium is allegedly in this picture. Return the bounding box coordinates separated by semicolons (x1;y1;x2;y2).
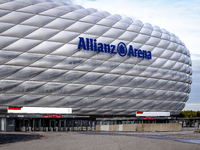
0;0;192;131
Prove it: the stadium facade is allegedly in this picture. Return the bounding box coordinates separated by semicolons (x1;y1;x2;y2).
0;0;192;131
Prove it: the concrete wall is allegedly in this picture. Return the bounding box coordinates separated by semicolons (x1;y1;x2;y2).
96;123;182;132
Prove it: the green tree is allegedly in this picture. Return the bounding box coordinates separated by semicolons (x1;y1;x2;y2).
178;110;198;118
196;111;200;117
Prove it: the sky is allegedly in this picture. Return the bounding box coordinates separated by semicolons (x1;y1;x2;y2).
61;0;200;111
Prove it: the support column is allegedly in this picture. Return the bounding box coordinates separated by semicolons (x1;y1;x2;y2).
93;121;96;131
33;119;35;131
86;121;88;131
54;120;56;131
22;119;25;132
39;119;42;131
72;120;74;131
1;118;6;131
59;120;61;131
64;119;66;131
49;120;52;131
45;119;48;132
28;119;31;131
80;120;83;131
42;119;44;131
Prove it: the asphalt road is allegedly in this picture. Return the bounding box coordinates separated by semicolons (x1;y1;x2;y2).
0;128;200;150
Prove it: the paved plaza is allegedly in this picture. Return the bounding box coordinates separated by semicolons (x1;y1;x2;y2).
0;128;200;150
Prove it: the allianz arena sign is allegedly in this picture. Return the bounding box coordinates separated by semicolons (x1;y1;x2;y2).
77;37;152;59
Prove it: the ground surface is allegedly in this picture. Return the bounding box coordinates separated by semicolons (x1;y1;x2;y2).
0;133;40;144
0;128;200;150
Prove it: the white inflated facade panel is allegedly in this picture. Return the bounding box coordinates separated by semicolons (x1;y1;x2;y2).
0;0;192;116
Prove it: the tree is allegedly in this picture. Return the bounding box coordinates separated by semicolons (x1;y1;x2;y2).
178;110;198;118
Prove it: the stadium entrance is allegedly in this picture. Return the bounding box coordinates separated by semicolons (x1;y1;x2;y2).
14;118;96;132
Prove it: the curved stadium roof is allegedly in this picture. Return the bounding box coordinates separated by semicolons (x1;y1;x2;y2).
0;0;192;116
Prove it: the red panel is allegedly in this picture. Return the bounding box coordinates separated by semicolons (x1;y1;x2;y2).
8;107;21;110
42;115;62;118
144;117;154;120
136;112;143;114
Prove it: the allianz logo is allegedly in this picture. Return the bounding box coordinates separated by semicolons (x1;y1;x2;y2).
77;37;152;59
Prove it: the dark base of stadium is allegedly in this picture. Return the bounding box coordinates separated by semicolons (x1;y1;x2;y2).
0;114;179;132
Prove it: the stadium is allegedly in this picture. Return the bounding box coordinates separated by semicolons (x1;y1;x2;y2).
0;0;192;131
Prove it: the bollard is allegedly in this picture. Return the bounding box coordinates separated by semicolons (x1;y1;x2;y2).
195;122;199;131
22;127;26;132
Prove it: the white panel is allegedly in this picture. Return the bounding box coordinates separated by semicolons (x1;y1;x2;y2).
0;11;34;24
29;41;63;54
44;18;76;30
136;112;170;116
101;125;109;131
119;125;123;131
65;21;93;33
97;18;116;27
118;31;138;41
140;27;152;35
0;1;28;10
61;12;85;21
21;15;56;27
80;15;102;24
1;24;38;38
48;30;79;43
25;28;59;40
18;4;49;14
8;107;72;114
85;25;110;36
0;36;18;49
0;9;11;18
51;44;77;56
4;38;42;52
112;21;130;30
127;24;141;33
36;2;60;8
133;34;150;44
40;8;67;17
102;28;125;39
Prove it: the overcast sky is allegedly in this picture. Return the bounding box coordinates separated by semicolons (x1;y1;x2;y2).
62;0;200;111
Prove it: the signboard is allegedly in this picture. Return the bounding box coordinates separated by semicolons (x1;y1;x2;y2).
42;115;62;118
77;37;152;59
8;107;72;114
136;112;170;117
143;117;154;120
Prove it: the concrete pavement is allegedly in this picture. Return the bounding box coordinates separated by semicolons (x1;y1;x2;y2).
0;128;200;150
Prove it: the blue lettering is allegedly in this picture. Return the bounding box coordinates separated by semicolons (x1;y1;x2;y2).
94;39;97;51
104;44;110;53
120;45;124;53
128;45;134;56
111;45;116;54
147;51;152;59
134;49;138;57
77;37;86;50
138;49;143;58
143;50;147;59
90;39;93;51
77;37;151;59
86;38;90;50
117;42;127;57
98;43;104;52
